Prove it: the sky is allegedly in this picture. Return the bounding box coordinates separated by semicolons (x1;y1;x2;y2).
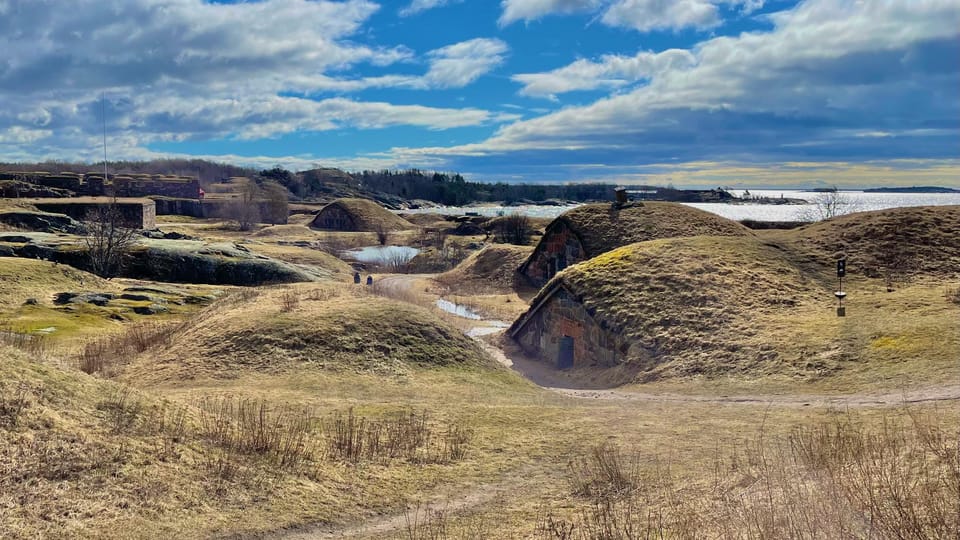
0;0;958;188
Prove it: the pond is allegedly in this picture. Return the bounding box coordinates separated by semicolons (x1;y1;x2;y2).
341;245;420;264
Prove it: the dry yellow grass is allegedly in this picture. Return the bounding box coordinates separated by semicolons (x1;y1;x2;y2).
774;204;960;278
437;244;533;295
118;284;496;386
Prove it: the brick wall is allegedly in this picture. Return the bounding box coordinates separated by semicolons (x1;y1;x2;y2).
522;222;585;287
514;287;622;369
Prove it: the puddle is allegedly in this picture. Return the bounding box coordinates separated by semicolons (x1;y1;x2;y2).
341;245;420;264
435;299;483;320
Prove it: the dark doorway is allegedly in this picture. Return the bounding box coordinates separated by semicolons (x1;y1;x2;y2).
558;336;575;370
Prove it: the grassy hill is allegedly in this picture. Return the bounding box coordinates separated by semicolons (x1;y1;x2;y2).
119;285;495;385
525;233;960;388
438;244;533;294
311;198;416;232
776;205;960;279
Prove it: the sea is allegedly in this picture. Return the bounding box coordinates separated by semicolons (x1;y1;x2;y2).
399;190;960;222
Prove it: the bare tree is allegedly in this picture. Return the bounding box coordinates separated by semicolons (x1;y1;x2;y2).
494;213;532;245
84;204;138;278
374;222;390;246
799;188;859;221
228;178;261;231
260;180;289;225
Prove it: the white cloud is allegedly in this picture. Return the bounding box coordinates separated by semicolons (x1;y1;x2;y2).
399;0;462;17
434;0;960;164
0;0;512;163
300;38;509;92
499;0;602;25
601;0;721;32
513;48;696;98
499;0;765;30
423;38;510;88
0;127;52;145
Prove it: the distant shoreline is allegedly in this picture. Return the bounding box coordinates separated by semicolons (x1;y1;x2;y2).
861;186;960;194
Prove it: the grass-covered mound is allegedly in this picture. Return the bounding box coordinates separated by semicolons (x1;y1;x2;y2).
121;286;494;385
310;198;416;232
780;205;960;279
438;245;533;294
522;236;830;379
542;202;751;259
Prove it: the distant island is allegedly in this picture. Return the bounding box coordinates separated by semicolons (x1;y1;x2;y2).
862;186;960;193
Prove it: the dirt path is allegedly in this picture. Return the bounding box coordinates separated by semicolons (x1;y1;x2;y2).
266;467;537;540
378;274;960;409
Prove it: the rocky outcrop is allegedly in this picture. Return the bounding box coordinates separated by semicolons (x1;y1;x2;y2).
0;210;86;234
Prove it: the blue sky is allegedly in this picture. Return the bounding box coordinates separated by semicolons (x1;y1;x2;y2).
0;0;958;188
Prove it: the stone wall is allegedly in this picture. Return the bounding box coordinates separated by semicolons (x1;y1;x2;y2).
114;175;201;199
514;287;622;369
312;205;356;230
522;222;585;287
0;171;200;199
29;198;157;230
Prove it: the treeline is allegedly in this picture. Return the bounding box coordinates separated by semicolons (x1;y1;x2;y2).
352;169;615;205
2;159;616;205
0;159;257;181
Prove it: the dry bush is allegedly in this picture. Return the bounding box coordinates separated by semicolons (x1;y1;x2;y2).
403;501;491;540
538;410;959;539
946;285;960;304
77;289;259;375
196;395;317;470
0;381;37;428
0;326;48;359
326;408;471;464
305;287;341;302
375;223;391;246
279;289;300;312
567;443;641;501
96;386;143;434
78;321;179;375
404;503;450;540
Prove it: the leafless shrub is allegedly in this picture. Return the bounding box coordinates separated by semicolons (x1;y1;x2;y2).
375;223;391;246
0;381;37;428
539;410;959;539
196;395;317;470
379;250;414;273
227;178;261;232
138;399;190;462
325;409;471;464
84;204;139;278
78;321;179;375
946;285;960;304
279;289;300;312
0;326;48;358
567;443;641;501
797;188;860;221
493;213;532;245
305;287;340;302
96;386;143;434
404;502;450;540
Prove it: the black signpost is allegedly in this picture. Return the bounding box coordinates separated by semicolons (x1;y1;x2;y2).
835;259;847;317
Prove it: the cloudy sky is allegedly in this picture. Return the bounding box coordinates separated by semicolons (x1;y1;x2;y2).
1;0;958;187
